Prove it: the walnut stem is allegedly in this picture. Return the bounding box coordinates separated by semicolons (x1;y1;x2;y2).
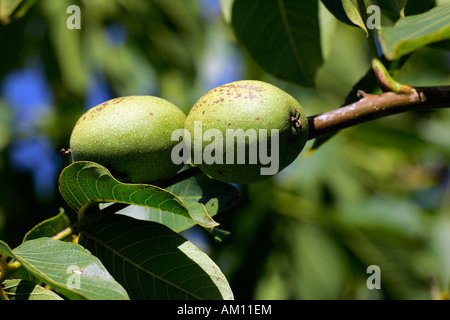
307;85;450;140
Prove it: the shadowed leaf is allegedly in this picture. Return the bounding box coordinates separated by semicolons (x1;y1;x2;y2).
119;173;240;232
79;214;234;300
23;209;71;242
2;279;63;300
230;0;325;87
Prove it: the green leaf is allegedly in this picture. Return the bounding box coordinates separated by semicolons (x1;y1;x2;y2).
230;0;325;87
0;0;36;24
2;279;63;300
58;161;218;228
119;174;240;232
0;238;129;300
79;214;234;300
308;56;409;153
342;0;369;36
379;4;450;60
23;208;71;242
376;0;409;17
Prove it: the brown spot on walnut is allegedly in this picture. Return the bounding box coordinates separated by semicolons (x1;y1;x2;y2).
113;97;126;104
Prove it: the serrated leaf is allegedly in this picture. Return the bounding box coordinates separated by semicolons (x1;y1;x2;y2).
2;279;63;300
119;174;240;232
79;214;234;300
23;208;71;242
230;0;324;87
0;238;129;300
58;161;218;228
379;4;450;60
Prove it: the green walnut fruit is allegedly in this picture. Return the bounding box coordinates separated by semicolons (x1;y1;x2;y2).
70;95;186;184
184;80;308;184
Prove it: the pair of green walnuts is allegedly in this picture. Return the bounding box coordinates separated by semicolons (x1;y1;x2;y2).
70;80;309;185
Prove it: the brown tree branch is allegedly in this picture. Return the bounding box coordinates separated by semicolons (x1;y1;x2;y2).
307;86;450;140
